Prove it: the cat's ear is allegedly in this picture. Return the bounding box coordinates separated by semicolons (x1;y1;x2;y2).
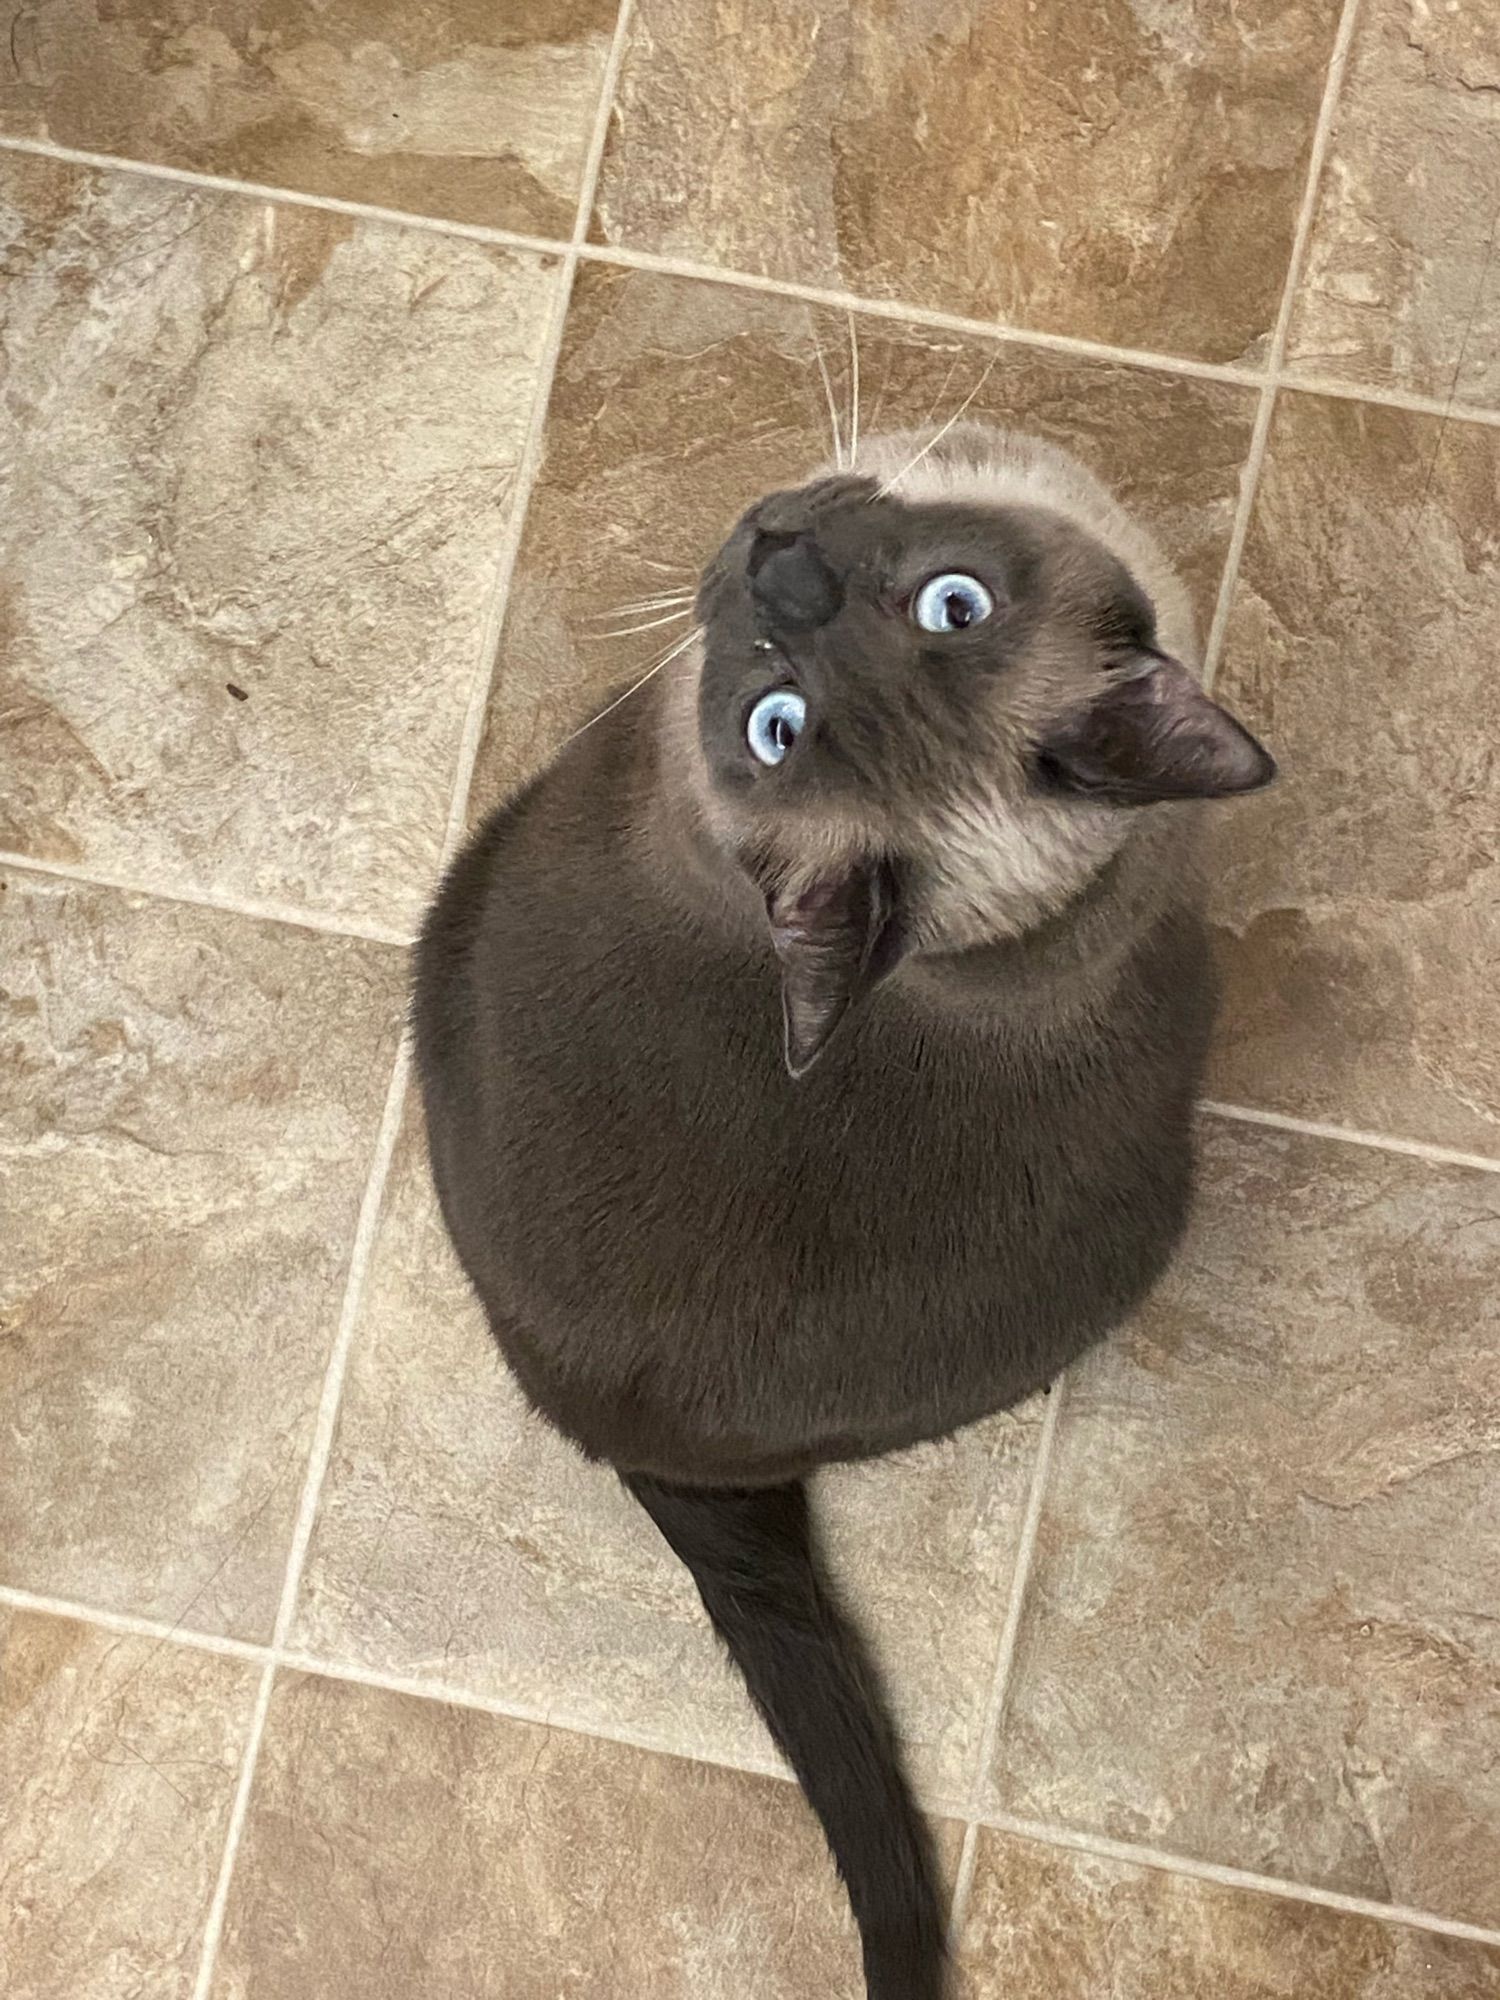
765;862;902;1078
1036;652;1275;806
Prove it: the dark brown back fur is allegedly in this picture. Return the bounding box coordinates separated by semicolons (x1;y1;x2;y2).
413;432;1272;1998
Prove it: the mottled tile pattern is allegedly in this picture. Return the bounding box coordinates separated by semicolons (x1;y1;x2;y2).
0;154;556;933
1287;0;1500;405
991;1118;1500;1927
215;1669;961;1999
0;1610;257;2000
472;261;1256;808
0;0;617;236
594;0;1344;363
1209;392;1500;1156
957;1832;1500;1997
292;1106;1038;1804
0;870;404;1636
5;0;1499;1988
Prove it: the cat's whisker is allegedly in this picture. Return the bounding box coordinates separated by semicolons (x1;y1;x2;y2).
867;345;896;438
811;326;846;470
603;587;696;606
556;624;705;754
585;592;696;623
638;556;693;577
846;311;861;470
915;351;964;441
877;356;997;498
590;606;695;640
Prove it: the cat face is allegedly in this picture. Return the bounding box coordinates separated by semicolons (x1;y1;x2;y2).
693;464;1273;1074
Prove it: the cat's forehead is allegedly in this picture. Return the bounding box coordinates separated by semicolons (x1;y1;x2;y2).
783;485;1147;618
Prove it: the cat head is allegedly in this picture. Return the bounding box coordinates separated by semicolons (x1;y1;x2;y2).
692;429;1274;1076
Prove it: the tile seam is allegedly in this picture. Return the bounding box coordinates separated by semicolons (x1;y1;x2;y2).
1201;0;1364;689
187;1044;414;2000
0;1583;273;1663
10;123;1500;428
948;1381;1066;1946
183;17;635;1991
188;1656;279;2000
11;3;1498;1969
0;849;414;949
979;1811;1500;1952
1200;379;1276;693
0;130;1257;387
1274;369;1500;431
0;131;565;255
1201;1099;1500;1176
13;1581;1500;1957
576;239;1268;386
437;0;635;858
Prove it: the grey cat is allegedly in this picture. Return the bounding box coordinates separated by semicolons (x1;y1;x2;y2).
414;423;1274;1998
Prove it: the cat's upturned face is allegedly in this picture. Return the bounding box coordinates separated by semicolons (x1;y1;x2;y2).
699;472;1156;835
689;453;1272;1073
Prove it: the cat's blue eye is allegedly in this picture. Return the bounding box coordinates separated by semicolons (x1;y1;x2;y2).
912;572;994;633
746;689;806;767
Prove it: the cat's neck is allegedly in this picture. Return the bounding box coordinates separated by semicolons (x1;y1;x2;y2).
630;660;1195;1028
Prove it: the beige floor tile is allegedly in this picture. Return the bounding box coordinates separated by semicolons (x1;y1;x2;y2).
215;1669;961;1999
957;1831;1500;1998
0;1609;258;2000
988;1117;1500;1927
470;261;1257;811
1209;391;1500;1155
0;153;556;933
0;0;617;238
1286;0;1500;407
1;870;405;1637
592;0;1343;364
292;1105;1038;1805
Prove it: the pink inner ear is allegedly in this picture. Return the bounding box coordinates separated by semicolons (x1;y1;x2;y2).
777;878;848;930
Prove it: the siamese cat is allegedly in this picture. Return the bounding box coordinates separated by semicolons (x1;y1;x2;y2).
414;424;1274;1998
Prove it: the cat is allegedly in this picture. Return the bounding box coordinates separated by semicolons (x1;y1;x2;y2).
413;422;1274;1999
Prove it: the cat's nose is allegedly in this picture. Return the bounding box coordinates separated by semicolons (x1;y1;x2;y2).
747;531;844;633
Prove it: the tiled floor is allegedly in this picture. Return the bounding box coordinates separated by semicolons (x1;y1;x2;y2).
2;1;1498;1994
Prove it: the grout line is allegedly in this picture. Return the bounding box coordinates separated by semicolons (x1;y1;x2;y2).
0;132;564;258
184;23;634;1992
264;1050;415;1660
0;849;413;949
1267;0;1365;396
437;256;577;855
191;1657;278;1996
13;4;1498;1970
437;0;635;856
189;1047;414;2000
0;1573;966;1814
575;241;1269;388
948;1383;1066;1948
0;128;1258;391
1202;1099;1500;1176
1274;368;1500;432
275;1651;800;1790
1201;0;1363;689
978;1812;1500;1952
0;1583;272;1665
13;102;1500;444
571;0;635;247
1200;377;1275;692
15;1580;1500;1957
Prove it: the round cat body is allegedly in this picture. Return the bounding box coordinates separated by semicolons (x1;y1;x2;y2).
415;426;1273;1490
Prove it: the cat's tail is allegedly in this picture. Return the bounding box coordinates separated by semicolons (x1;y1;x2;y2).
624;1472;949;2000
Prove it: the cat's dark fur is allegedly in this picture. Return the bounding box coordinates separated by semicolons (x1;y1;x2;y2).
414;427;1274;1998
